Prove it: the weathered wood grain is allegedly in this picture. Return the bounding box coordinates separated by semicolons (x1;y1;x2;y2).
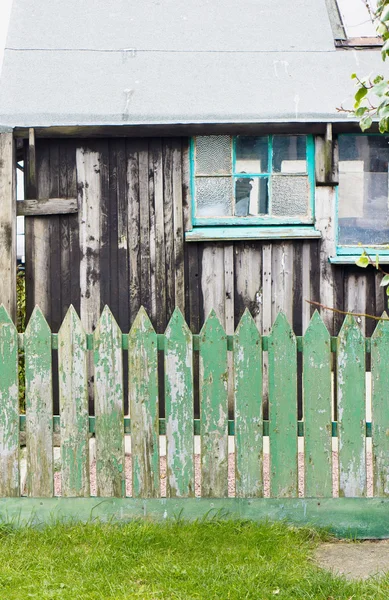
0;133;16;321
0;306;19;496
16;198;78;216
24;307;53;497
234;310;262;497
94;306;125;497
58;306;89;497
129;307;159;497
165;308;194;497
127;140;141;325
303;311;332;497
199;310;228;497
371;314;389;497
268;312;298;498
172;139;185;313
337;315;366;497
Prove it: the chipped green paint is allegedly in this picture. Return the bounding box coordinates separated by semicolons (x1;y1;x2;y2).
234;309;262;498
0;305;19;497
24;307;53;497
165;308;194;498
371;313;389;497
58;306;89;497
199;310;228;498
268;312;298;498
129;307;159;498
94;306;125;498
303;311;332;498
337;315;366;498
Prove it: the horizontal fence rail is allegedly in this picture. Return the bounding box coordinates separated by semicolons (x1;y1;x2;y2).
1;303;389;536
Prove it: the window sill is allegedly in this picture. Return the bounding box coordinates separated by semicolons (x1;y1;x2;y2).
185;226;322;242
329;255;389;265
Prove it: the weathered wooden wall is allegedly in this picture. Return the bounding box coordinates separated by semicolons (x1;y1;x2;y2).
24;137;386;343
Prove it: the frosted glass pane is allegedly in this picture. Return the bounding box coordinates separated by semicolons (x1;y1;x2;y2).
273;136;307;173
196;177;233;217
195;136;232;175
234;177;268;216
338;135;389;245
235;136;268;174
271;175;309;216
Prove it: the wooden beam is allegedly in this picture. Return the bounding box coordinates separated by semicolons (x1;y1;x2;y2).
0;133;16;321
27;128;36;198
315;125;338;186
17;198;78;216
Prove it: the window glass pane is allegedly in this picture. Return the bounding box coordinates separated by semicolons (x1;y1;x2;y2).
195;136;231;175
271;175;309;217
235;136;268;174
338;135;389;245
234;177;269;216
195;176;233;217
273;136;307;173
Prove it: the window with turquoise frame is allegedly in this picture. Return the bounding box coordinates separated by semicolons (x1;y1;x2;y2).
190;135;315;226
337;134;389;257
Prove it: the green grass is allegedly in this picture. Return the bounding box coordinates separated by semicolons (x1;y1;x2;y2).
0;520;387;599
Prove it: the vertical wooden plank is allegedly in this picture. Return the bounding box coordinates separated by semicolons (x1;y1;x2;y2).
76;147;101;333
315;186;336;334
302;242;312;333
67;141;80;315
165;308;194;497
371;314;389;496
139;141;151;316
199;310;228;497
127;140;140;325
108;140;119;319
94;306;125;497
98;140;110;310
0;133;16;321
59;141;70;316
262;244;272;417
303;311;332;497
116;139;129;332
234;242;262;329
163;140;175;320
24;307;53;497
268;312;297;497
129;307;159;497
345;272;366;335
0;305;19;496
58;305;89;497
181;137;192;233
172;138;185;314
201;244;225;325
234;310;262;497
224;244;234;415
49;141;62;331
337;315;366;497
271;242;294;324
150;139;166;331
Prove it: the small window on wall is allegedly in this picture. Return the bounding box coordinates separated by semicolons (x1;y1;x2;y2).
337;134;389;255
191;135;315;227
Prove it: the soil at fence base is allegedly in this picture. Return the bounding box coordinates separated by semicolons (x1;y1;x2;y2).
315;540;389;580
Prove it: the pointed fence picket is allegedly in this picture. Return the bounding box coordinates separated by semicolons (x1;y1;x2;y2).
4;304;389;535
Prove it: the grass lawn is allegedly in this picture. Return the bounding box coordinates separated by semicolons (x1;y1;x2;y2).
0;520;387;599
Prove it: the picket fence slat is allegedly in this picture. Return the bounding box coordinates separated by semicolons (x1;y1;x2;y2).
24;307;53;497
58;306;89;497
0;306;19;497
165;308;194;498
303;311;332;497
94;306;125;497
337;315;366;497
234;309;263;498
129;307;159;498
371;314;389;497
200;310;228;498
268;312;298;498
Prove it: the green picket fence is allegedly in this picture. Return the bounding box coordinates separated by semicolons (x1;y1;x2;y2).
1;303;389;537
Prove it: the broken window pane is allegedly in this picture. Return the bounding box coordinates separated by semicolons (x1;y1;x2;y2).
338;135;389;245
273;136;307;173
195;136;232;175
195;176;233;217
235;136;268;174
234;176;269;216
271;175;309;217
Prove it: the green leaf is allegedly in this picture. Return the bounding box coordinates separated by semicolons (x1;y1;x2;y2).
354;87;368;107
355;254;369;268
386;285;389;296
379;116;389;133
355;106;368;117
380;274;389;286
381;6;389;21
351;73;357;80
373;80;389;96
360;115;373;131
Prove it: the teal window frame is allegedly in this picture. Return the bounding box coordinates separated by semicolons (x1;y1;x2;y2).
189;134;316;228
335;133;389;259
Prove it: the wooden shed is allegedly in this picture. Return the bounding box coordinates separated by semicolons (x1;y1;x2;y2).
0;0;387;344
